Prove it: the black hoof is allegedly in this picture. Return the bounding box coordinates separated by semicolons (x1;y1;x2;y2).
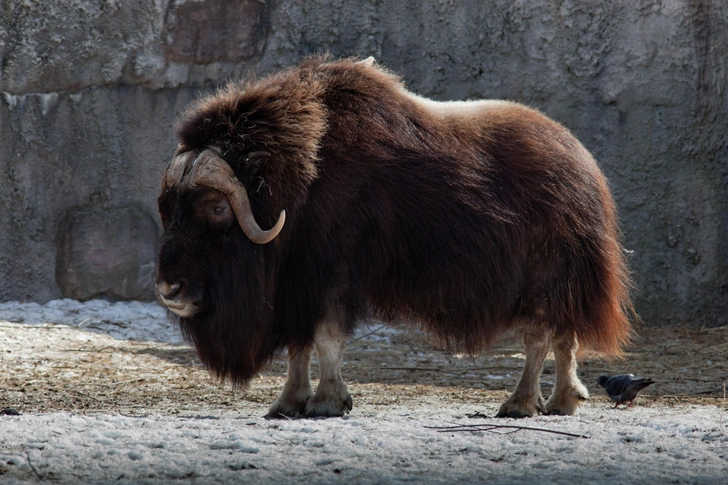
495;410;531;419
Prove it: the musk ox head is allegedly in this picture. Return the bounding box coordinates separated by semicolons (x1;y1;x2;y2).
155;63;328;383
157;148;286;318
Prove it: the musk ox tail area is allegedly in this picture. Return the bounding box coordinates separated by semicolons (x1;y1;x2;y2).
591;234;636;355
548;226;634;357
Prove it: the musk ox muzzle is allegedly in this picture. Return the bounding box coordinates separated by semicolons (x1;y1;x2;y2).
157;280;200;318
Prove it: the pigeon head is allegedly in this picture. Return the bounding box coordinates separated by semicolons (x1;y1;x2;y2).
597;375;609;388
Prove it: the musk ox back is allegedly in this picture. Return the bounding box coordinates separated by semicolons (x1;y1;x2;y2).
156;56;633;418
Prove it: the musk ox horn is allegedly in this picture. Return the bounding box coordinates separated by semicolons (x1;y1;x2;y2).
189;149;286;244
357;56;376;67
162;151;196;190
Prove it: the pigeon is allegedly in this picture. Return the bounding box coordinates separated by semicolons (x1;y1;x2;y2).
597;374;655;408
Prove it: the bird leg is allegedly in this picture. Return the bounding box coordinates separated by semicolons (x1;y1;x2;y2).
545;330;589;415
496;322;551;418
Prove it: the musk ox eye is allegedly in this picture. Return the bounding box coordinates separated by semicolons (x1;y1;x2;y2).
205;202;233;230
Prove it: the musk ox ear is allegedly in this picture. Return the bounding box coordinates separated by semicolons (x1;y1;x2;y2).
190;149;285;244
246;151;271;175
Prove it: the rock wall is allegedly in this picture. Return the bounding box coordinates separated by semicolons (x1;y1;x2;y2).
1;1;726;326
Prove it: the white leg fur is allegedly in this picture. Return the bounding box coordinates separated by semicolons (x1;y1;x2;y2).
496;323;552;418
304;318;353;417
545;331;589;415
266;344;314;418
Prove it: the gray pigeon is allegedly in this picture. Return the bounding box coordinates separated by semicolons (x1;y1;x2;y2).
597;374;654;408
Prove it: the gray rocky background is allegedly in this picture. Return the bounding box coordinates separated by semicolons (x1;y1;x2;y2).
0;0;726;326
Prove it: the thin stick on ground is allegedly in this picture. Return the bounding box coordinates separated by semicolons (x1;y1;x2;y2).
425;422;591;439
24;448;44;482
721;382;726;429
350;323;389;342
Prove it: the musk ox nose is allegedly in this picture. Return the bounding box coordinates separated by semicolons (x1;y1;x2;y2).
157;280;181;300
156;278;203;318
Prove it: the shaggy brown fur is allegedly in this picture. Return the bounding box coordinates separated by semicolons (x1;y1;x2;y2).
157;56;634;414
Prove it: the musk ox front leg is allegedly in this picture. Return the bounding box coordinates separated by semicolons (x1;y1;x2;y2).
304;318;353;417
496;323;552;418
544;331;589;415
266;344;314;418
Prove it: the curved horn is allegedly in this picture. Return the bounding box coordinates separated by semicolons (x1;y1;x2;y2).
189;149;286;244
162;151;195;190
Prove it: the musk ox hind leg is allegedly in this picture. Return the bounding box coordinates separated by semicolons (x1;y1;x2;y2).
266;344;314;419
544;331;589;415
496;323;552;418
304;318;353;417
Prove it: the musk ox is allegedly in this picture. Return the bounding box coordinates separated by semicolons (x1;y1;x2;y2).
156;56;633;418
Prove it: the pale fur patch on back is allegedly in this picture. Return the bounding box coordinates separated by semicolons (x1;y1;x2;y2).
402;90;515;118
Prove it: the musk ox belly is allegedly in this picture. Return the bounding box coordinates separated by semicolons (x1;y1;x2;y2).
355;171;532;353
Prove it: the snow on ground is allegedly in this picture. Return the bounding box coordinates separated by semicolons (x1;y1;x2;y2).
1;300;727;484
1;403;727;484
0;299;184;345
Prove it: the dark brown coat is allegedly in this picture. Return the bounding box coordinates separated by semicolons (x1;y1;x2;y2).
157;56;633;387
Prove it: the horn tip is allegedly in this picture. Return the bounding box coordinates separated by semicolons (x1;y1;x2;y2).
273;210;286;232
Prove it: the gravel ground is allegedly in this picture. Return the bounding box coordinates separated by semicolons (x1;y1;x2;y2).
1;300;727;484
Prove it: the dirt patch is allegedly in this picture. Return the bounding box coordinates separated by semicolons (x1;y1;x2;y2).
2;322;726;416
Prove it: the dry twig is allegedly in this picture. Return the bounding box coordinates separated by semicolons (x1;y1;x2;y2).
350;323;389;342
24;448;45;481
425;422;590;439
721;382;726;429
